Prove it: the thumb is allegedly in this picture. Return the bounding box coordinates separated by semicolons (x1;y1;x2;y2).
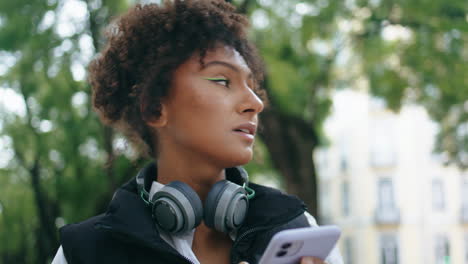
238;262;249;264
301;256;324;264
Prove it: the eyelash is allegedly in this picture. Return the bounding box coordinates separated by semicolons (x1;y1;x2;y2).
206;78;230;88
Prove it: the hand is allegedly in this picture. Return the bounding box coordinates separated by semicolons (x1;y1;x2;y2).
238;256;327;264
300;256;327;264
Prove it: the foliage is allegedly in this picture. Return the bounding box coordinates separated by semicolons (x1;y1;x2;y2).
0;0;134;262
352;0;468;167
245;0;468;167
0;0;467;262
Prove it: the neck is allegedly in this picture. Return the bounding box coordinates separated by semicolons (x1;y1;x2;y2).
155;152;226;202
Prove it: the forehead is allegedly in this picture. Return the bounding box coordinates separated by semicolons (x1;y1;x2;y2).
204;46;248;67
184;45;251;73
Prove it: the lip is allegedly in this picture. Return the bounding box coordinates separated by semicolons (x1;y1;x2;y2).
232;122;257;136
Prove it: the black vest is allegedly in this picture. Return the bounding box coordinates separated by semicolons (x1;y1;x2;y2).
60;165;309;264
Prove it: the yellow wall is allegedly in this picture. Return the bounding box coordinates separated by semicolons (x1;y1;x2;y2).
317;90;468;264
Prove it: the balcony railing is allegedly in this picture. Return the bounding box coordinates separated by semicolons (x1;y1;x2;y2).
369;151;397;168
375;207;400;225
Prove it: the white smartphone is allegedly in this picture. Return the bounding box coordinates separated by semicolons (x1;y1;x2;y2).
258;225;341;264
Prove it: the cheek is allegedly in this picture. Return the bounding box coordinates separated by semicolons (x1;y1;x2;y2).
169;88;231;136
167;91;254;166
187;92;215;112
185;87;230;121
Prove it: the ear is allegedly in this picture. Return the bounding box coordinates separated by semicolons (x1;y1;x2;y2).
142;100;168;129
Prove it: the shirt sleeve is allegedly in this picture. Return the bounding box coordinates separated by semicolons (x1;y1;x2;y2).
304;211;344;264
51;246;68;264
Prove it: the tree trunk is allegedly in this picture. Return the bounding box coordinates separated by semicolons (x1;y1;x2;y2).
15;87;60;263
30;158;60;263
259;107;321;221
233;0;323;221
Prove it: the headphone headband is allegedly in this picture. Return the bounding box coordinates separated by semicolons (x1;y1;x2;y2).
135;163;253;234
136;163;252;198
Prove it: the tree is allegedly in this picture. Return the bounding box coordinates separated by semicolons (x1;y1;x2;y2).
1;0;467;263
353;0;468;168
237;0;346;219
237;0;468;220
0;0;137;262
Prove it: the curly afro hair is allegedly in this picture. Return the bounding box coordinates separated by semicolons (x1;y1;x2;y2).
88;0;265;158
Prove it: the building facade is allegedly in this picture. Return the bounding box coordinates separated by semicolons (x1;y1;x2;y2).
316;90;468;264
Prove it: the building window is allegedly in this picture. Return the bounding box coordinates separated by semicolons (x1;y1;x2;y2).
464;234;468;264
319;182;332;222
344;237;354;264
342;181;350;217
380;233;399;264
340;155;348;173
378;178;396;211
369;118;397;168
461;180;468;222
462;180;468;208
432;179;445;211
435;235;450;264
338;138;349;173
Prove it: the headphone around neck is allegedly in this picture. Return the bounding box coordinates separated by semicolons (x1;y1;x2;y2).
136;163;255;235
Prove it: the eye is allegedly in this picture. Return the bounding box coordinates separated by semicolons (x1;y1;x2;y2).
214;79;230;87
204;77;230;88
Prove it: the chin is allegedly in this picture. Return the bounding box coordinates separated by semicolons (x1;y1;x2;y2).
222;149;253;168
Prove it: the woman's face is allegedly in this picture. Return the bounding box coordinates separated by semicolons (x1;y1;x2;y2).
156;45;264;168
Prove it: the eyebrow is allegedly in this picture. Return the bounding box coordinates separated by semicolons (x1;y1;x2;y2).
202;60;253;79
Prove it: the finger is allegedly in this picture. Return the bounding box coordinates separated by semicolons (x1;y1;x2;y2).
238;262;249;264
300;256;325;264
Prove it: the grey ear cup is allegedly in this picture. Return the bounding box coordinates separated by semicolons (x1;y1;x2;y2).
203;180;249;233
137;164;250;234
151;181;203;235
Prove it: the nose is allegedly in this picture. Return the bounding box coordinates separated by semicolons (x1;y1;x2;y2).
238;85;264;115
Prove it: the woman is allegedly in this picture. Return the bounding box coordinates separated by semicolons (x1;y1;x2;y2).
52;1;343;263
